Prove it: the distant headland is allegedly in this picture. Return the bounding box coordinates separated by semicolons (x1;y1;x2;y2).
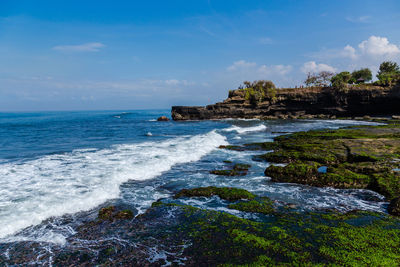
172;61;400;120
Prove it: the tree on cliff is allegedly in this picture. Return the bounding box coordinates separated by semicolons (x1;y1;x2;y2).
241;80;276;106
378;61;400;74
331;71;352;92
351;68;372;84
304;71;334;87
377;61;400;86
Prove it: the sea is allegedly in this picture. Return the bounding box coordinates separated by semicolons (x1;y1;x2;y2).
0;110;387;261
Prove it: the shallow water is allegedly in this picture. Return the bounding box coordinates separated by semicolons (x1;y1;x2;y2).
0;110;385;248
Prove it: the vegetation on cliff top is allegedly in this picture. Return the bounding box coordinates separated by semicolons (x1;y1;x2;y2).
304;61;399;91
229;80;277;106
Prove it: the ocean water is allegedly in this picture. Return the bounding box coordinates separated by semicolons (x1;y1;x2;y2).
0;110;386;248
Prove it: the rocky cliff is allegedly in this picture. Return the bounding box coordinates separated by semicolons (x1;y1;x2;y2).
171;85;400;120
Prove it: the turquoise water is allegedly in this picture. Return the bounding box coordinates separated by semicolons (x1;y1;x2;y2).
0;110;386;245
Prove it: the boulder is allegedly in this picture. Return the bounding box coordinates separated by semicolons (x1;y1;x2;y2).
157;116;170;121
388;197;400;216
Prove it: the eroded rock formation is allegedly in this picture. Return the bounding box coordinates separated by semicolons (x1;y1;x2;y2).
172;86;400;120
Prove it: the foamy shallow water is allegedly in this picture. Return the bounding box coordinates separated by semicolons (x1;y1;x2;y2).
0;111;386;245
0;130;227;240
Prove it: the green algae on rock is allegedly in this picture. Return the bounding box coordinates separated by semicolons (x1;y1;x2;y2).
389;197;400;216
219;142;276;151
98;206;134;221
153;201;400;266
210;163;251;176
260;124;400;201
7;188;400;266
174;186;256;201
228;198;274;214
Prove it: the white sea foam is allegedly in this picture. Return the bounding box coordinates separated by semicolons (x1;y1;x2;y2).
303;119;384;127
222;118;261;121
223;124;267;134
0;130;227;241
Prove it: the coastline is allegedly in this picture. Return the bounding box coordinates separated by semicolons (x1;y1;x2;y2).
172;85;400;121
2;117;400;265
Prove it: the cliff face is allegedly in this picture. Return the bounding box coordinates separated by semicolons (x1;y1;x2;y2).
171;86;400;120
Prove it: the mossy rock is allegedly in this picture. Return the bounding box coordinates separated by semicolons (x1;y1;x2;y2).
98;206;116;220
174;186;256;201
152;201;400;266
233;163;251;170
265;162;319;184
219;145;245;151
115;209;134;220
228;198;274;214
388;197;400;216
98;206;134;221
262;124;400;200
219;142;276;151
210;163;251;176
243;142;277;150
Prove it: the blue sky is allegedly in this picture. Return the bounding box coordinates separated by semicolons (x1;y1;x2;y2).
1;0;399;111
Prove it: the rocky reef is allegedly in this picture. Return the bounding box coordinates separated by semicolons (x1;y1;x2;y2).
261;122;400;203
3;122;400;266
4;189;399;266
172;85;400;120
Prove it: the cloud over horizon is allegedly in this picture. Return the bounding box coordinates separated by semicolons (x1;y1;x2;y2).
358;36;400;57
52;42;105;52
301;61;337;74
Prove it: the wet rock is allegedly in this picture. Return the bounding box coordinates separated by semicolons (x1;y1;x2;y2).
210;163;251;176
228;198;274;214
98;206;134;221
174;186;256;201
286;203;297;209
157;116;170;121
219;145;245;151
388;197;400;216
262;124;400;200
2;196;400;266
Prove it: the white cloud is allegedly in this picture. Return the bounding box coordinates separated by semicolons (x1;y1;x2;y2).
164;79;194;86
227;60;292;76
346;15;371;23
358;36;400;56
341;45;357;59
301;61;336;74
309;36;400;63
258;64;292;76
53;42;105;52
259;37;273;45
165;79;180;85
223;60;295;87
227;60;257;71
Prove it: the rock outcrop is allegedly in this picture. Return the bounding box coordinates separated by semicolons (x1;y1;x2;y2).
172;85;400;120
157;116;170;121
388;197;400;216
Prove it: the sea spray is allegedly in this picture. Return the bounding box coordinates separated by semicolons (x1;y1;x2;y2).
0;130;227;240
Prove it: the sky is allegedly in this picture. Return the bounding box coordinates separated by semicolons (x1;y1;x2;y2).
0;0;399;111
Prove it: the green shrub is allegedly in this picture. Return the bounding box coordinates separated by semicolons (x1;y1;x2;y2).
351;68;372;84
242;80;276;106
331;72;351;92
304;71;334;87
377;61;400;87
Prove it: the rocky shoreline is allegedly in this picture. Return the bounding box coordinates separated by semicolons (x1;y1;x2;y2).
2;119;400;265
172;85;400;120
